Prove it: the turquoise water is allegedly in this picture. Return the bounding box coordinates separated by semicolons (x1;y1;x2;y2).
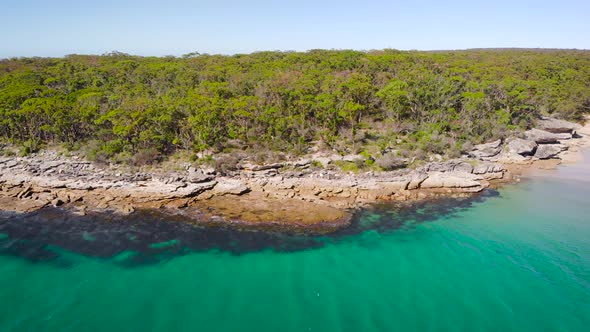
1;155;590;331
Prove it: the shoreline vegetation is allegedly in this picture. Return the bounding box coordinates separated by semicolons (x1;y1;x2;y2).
1;49;589;232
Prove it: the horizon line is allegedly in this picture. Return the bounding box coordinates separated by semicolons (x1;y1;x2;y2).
3;47;590;61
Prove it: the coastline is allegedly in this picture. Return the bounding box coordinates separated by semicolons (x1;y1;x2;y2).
0;117;588;233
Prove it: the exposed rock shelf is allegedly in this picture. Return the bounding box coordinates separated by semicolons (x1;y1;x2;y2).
0;117;588;231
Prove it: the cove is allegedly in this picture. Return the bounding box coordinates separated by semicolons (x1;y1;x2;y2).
1;152;590;331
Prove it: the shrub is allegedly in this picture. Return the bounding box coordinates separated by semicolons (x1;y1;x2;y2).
62;141;81;152
112;151;133;164
132;148;162;166
310;160;324;168
334;160;360;173
375;152;407;171
20;139;41;157
213;154;241;175
359;150;375;166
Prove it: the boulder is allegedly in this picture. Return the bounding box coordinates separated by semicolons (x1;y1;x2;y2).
468;139;502;159
534;144;567;159
537;117;581;134
506;138;537;155
472;162;506;175
213;179;250;196
525;129;564;144
419;172;484;191
496;152;530;164
187;167;214;183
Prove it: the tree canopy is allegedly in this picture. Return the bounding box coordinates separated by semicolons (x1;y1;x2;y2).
1;49;589;163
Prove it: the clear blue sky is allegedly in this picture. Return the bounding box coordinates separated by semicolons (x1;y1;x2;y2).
1;0;589;58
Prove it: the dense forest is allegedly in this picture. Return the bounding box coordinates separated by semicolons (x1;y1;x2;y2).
1;49;589;165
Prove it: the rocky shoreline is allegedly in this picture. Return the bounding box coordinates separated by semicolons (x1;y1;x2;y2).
0;117;588;232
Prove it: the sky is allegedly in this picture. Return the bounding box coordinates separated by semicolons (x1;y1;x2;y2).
1;0;589;58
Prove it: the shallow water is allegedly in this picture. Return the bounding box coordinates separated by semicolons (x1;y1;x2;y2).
1;153;590;331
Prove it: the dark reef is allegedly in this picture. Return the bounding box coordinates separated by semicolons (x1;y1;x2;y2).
0;189;500;267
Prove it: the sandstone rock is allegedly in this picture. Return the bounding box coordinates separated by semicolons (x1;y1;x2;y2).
5;160;18;168
420;162;455;173
253;169;279;177
555;133;573;140
419;171;484;191
213;179;250;196
291;159;311;167
38;161;63;172
472;162;505;175
537;117;581;134
201;167;216;175
382;180;410;192
420;160;475;174
534;144;567;159
481;172;504;180
496;152;530;164
468;139;502;159
525;129;570;144
65;181;96;190
453;162;474;174
0;196;48;212
171;181;217;198
34;192;54;203
407;172;428;190
187;167;214;183
250;163;283;171
506;138;537;155
275;181;295;190
131;174;151;182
